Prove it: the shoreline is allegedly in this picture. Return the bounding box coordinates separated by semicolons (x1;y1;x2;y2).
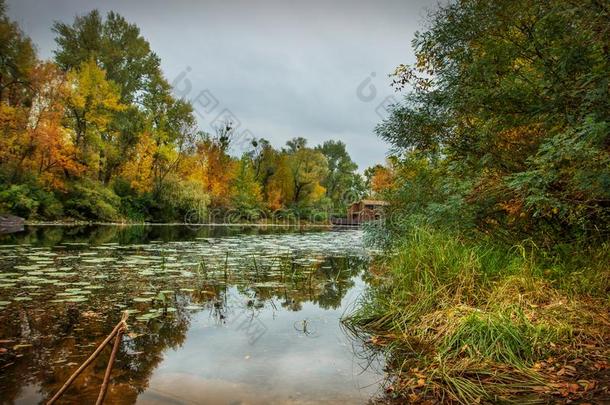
22;221;359;228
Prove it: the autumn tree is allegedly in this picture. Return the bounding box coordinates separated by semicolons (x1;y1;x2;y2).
0;0;36;178
194;123;238;209
378;0;610;243
369;164;394;196
53;10;171;184
63;59;125;178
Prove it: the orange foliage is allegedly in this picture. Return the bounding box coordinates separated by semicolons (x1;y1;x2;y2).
121;131;156;193
371;165;395;194
194;139;238;207
0;62;84;189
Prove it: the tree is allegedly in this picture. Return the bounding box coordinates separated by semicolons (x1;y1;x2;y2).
369;163;394;195
53;10;175;185
194;125;238;209
64;59;125;177
25;63;84;189
231;157;263;214
0;0;36;107
285;137;307;153
266;154;293;211
53;10;161;104
379;0;610;243
285;138;328;206
316;140;361;209
120;131;156;193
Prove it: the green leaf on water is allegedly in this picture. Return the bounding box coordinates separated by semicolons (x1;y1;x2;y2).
65;296;88;303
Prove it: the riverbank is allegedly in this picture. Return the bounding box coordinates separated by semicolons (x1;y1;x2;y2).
22;220;341;228
343;227;610;404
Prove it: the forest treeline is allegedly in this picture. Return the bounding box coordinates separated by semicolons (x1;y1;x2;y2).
0;3;388;223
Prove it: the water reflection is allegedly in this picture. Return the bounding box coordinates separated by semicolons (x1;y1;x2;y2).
0;224;328;247
0;226;380;404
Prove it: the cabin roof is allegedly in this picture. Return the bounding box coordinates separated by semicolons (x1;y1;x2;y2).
352;199;389;206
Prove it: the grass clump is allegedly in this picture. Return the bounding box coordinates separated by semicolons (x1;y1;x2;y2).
343;226;610;404
440;310;548;365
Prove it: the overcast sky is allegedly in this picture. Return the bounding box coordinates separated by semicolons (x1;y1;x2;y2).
7;0;437;171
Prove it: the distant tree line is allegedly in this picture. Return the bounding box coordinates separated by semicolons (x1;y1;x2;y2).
0;3;383;222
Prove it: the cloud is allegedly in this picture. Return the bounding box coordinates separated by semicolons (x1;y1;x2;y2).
7;0;436;170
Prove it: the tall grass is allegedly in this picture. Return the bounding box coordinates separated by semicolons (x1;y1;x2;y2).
343;226;609;404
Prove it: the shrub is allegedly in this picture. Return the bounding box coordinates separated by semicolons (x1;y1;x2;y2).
63;179;121;221
0;183;63;219
148;177;210;222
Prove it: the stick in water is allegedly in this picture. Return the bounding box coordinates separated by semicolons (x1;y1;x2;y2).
47;312;129;405
95;322;125;405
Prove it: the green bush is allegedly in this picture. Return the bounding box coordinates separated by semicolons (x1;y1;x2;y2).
148;177;209;222
111;178;153;222
63;179;121;221
0;183;63;219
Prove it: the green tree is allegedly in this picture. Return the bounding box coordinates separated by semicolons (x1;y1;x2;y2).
316;140;361;209
285;138;328;206
379;0;610;244
53;10;161;104
231;156;263;215
0;0;36;107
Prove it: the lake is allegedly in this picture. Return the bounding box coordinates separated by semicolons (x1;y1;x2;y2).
0;225;382;404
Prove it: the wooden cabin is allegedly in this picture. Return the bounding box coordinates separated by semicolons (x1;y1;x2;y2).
347;199;389;223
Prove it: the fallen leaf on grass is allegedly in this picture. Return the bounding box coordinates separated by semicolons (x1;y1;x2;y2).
578;380;596;391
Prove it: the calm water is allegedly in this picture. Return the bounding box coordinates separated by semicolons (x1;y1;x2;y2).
0;225;382;404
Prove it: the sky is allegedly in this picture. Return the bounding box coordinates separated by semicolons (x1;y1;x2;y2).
7;0;437;171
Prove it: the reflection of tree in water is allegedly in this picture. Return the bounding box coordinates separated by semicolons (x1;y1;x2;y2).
0;297;194;403
0;227;370;402
0;256;367;402
232;255;368;311
0;224;319;246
